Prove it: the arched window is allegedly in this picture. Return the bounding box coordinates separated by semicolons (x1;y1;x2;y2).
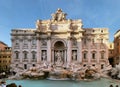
23;51;28;59
32;51;36;59
92;51;96;59
83;51;87;59
24;64;27;69
15;51;19;59
101;51;105;59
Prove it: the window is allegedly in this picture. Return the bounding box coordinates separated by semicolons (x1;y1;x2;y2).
101;64;104;69
83;52;87;59
15;52;19;59
24;64;27;69
83;64;86;67
32;51;36;59
33;64;35;67
101;52;104;59
92;64;95;66
23;51;27;59
92;52;96;59
32;39;36;45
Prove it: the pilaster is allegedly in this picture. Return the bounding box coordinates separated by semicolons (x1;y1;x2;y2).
77;38;82;63
36;34;41;63
67;37;72;63
47;37;51;63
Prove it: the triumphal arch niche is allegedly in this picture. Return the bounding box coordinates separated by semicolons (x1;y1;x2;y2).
35;8;83;64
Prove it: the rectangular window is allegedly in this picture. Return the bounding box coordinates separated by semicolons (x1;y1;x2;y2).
83;53;87;59
24;64;27;69
16;52;19;59
24;52;27;59
92;53;95;59
32;52;36;59
32;39;36;45
101;52;104;59
101;64;104;69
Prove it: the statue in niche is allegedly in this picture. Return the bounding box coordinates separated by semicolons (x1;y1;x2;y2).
42;51;46;61
72;51;77;61
51;8;67;22
55;51;62;64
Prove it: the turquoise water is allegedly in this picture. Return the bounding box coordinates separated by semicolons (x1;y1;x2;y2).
6;78;120;87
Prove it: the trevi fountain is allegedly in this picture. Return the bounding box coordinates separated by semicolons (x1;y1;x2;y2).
4;60;120;87
3;9;120;87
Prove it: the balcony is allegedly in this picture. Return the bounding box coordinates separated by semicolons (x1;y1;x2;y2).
31;59;37;62
23;59;29;62
14;59;20;62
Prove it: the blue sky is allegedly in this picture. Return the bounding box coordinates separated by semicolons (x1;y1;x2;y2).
0;0;120;46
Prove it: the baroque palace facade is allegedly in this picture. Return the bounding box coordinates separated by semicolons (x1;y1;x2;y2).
0;41;11;72
11;9;109;70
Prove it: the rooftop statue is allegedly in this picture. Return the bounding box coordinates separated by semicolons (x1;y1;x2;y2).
51;8;67;22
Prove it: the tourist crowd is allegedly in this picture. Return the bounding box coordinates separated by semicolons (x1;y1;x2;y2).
110;84;119;87
0;81;22;87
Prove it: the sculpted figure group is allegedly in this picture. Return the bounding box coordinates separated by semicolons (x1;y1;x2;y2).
52;8;67;22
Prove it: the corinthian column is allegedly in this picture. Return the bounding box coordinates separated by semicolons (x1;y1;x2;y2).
77;38;82;63
36;35;41;63
67;37;72;63
47;37;51;63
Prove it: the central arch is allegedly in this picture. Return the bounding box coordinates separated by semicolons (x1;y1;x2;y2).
52;40;67;64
